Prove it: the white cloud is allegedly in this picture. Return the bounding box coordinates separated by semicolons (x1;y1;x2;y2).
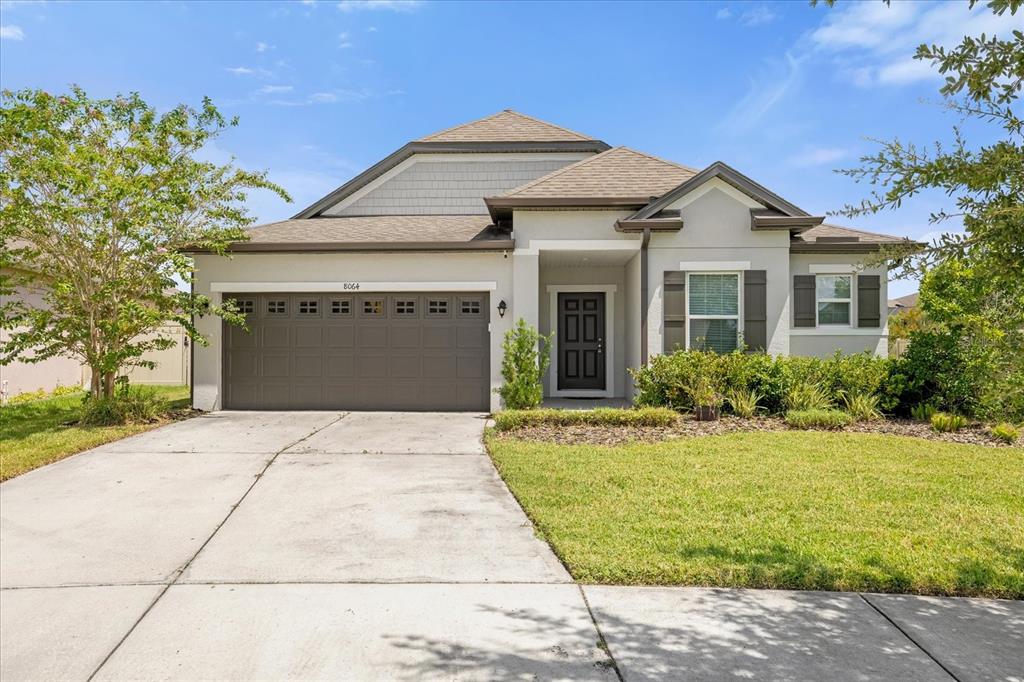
740;5;775;27
718;51;805;134
338;31;353;48
0;24;25;40
224;65;273;77
877;58;941;85
336;0;422;12
255;41;274;52
366;26;378;32
258;84;293;94
716;7;731;20
788;146;849;168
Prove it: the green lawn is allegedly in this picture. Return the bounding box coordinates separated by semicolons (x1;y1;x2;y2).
487;431;1024;598
0;385;191;481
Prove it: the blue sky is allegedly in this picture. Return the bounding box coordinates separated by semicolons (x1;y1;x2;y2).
2;0;1022;297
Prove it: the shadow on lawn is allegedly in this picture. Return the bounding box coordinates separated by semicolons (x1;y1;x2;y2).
379;588;977;681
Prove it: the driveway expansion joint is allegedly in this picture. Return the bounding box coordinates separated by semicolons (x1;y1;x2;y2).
83;412;350;682
859;593;960;681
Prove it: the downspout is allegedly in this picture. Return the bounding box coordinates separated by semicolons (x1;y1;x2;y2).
640;226;651;366
189;276;195;409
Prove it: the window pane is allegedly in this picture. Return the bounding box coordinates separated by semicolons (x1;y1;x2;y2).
689;274;739;316
818;302;850;325
816;275;851;299
689;319;738;353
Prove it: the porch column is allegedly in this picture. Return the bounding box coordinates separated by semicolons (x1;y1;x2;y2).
512;249;539;329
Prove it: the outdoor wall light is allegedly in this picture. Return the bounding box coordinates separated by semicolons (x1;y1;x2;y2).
497;300;507;318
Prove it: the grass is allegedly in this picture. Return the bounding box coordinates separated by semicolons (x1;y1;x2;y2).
487;431;1024;598
0;385;191;481
493;407;676;431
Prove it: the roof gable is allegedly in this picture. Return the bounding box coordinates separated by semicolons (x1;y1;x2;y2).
418;109;595;143
632;161;809;220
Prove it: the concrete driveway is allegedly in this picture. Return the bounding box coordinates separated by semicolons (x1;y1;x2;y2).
2;411;1021;681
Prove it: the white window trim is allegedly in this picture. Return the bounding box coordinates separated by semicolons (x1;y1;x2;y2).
546;284;616;398
678;261;750;271
685;272;743;352
815;274;854;328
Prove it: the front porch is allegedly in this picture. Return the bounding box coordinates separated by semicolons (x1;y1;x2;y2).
512;239;643;402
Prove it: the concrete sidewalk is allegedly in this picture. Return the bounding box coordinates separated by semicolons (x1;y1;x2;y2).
1;411;1021;681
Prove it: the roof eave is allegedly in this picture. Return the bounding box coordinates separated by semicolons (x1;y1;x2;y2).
292;140;611;220
185;239;516;254
614;217;684;233
751;211;824;234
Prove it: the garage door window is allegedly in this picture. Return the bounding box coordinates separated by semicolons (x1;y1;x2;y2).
361;298;384;317
427;298;449;317
459;298;482;317
394;298;417;317
266;299;287;316
229;298;255;315
329;298;352;316
297;299;320;316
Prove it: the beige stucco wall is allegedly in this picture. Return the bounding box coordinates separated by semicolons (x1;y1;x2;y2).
789;253;889;358
647;181;792;358
191;251;514;412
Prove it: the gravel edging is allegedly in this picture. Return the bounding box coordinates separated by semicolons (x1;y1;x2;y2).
493;415;1020;448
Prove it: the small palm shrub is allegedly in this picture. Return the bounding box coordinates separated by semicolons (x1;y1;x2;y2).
785;409;853;430
725;388;761;418
843;393;882;421
990;422;1019;444
785;381;833;412
931;412;968;433
497;318;553;410
910;403;938;422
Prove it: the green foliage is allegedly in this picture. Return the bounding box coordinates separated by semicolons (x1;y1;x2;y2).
931;412;969;433
725;388;761;418
990;422;1020;444
0;87;290;398
497;318;553;410
785;381;834;412
5;384;82;405
494;407;677;431
632;349;893;415
887;328;991;418
684;374;723;410
843;392;883;422
785;409;854;430
80;385;164;426
911;403;938;422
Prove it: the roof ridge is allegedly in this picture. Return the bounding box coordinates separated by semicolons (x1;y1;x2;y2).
418;110;507;142
816;222;908;241
500;109;593;141
620;146;700;174
502;147;622;196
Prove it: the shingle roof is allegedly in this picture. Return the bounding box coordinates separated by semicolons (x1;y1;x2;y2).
796;223;909;245
498;146;699;200
418;109;595;143
232;215;507;250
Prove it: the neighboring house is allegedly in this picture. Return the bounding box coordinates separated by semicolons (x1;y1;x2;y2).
888;292;919;315
0;273;190;400
189;110;917;412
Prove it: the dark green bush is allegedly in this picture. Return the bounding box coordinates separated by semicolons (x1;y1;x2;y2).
494;407;677;431
886;330;984;417
80;386;163;426
785;409;854;430
497;318;553;410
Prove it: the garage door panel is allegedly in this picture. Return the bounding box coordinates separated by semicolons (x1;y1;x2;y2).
223;291;488;410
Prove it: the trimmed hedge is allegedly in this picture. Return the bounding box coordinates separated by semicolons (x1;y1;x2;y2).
785;409;854;430
494;407;677;431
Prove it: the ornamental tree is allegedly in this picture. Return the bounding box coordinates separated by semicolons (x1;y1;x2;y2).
0;87;289;398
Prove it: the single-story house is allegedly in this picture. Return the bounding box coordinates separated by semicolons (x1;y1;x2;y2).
888;292;920;314
189;110;916;412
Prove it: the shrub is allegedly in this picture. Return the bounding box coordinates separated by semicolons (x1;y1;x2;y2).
785;381;833;412
80;386;163;426
842;392;882;421
910;403;938;422
494;407;677;431
685;374;723;410
785;409;853;430
886;330;984;418
931;412;968;433
6;388;47;405
497;319;553;410
990;422;1020;444
725;388;761;418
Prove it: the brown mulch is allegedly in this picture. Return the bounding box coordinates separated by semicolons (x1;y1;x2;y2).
494;415;1020;448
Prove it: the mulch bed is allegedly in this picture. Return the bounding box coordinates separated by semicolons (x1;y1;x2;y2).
494;414;1020;448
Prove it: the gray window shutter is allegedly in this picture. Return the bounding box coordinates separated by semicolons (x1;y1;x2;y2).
857;275;881;327
664;271;686;353
793;275;816;328
743;270;767;352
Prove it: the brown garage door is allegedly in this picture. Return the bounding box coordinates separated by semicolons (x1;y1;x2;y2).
222;292;489;410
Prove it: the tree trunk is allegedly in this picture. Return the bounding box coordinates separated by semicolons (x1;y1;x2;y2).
103;371;116;399
90;367;102;397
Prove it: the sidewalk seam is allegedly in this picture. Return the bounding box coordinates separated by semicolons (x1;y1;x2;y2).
84;412;349;682
577;585;626;682
859;593;960;681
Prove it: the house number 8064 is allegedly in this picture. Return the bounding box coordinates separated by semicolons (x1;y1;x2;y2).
343;282;360;290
